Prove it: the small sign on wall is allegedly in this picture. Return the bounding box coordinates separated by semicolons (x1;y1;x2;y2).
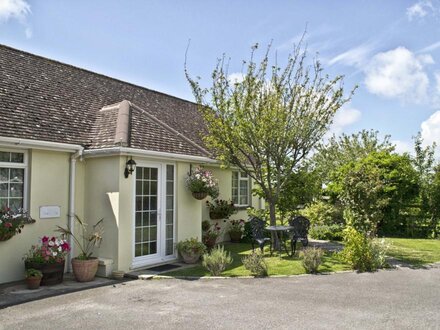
39;206;61;219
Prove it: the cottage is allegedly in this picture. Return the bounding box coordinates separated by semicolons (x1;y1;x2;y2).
0;45;260;284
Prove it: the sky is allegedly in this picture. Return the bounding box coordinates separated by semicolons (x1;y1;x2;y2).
1;0;440;154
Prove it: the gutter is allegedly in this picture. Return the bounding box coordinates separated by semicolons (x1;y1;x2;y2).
0;136;83;152
83;147;219;164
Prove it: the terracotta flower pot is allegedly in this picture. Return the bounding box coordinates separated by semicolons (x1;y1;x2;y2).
25;261;65;285
192;192;208;200
26;276;42;290
71;257;99;282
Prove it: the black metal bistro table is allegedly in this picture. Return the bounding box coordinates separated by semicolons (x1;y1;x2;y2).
265;225;293;257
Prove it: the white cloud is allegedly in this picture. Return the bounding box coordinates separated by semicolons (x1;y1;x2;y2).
0;0;30;22
328;106;362;136
421;111;440;147
407;0;435;20
0;0;32;38
328;42;376;67
418;40;440;53
227;72;245;85
364;47;433;104
392;140;413;154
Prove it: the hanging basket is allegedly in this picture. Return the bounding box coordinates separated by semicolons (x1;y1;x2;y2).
209;212;224;220
192;192;208;200
0;232;15;241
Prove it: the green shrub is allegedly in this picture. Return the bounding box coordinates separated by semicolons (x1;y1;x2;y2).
176;238;206;255
339;227;388;272
202;245;232;276
25;268;42;278
302;201;343;226
242;251;268;277
309;224;344;241
301;247;324;273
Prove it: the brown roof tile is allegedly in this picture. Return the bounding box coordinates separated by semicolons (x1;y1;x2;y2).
0;44;209;157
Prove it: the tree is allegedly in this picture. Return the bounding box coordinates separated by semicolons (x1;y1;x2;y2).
313;129;395;182
329;151;418;235
186;42;353;226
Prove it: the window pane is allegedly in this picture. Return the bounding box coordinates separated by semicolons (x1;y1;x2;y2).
0;184;7;197
166;196;173;210
10;183;23;198
166;210;173;225
135;212;142;227
166;181;174;195
10;153;24;163
9;198;23;210
135;244;142;257
0;152;10;162
149;226;157;241
136;167;143;180
150;168;158;180
0;168;8;182
150;242;157;254
11;169;25;183
166;165;174;181
166;240;173;255
240;172;248;178
240;195;248;205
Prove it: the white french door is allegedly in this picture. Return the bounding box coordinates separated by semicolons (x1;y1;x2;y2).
132;162;175;268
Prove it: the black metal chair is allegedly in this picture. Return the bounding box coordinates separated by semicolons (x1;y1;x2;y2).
249;217;271;254
288;216;310;255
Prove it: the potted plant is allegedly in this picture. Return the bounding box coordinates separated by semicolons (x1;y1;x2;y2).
202;221;222;250
228;219;245;243
25;268;42;290
0;207;34;241
56;215;104;282
186;166;219;200
206;199;237;220
176;237;206;264
23;236;70;285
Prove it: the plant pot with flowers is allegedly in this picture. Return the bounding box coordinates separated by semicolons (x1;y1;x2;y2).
186;166;219;200
0;208;34;242
228;219;245;243
176;238;206;264
56;215;104;282
206;199;237;220
202;220;222;251
23;236;70;285
25;268;42;290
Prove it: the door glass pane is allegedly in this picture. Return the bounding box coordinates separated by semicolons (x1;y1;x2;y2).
165;165;174;256
134;166;159;257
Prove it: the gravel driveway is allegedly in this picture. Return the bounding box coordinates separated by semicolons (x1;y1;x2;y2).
1;266;439;329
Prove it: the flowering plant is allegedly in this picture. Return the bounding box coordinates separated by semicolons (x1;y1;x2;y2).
228;219;245;235
23;236;70;264
186;166;219;198
0;207;34;241
206;199;237;219
56;215;103;260
202;221;222;250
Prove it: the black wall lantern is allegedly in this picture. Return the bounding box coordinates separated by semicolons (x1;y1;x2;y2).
124;157;136;178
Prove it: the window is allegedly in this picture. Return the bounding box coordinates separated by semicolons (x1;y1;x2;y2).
0;150;27;211
232;171;250;206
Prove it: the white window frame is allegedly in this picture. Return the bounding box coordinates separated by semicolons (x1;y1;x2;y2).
232;171;250;207
0;148;29;211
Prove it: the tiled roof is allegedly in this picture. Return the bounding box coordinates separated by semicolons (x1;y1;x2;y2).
0;44;210;157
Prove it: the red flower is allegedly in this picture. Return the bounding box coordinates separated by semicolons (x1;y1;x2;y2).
4;222;12;228
61;242;70;251
42;236;49;243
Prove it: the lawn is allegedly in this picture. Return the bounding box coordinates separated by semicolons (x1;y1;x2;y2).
386;238;440;266
163;243;350;277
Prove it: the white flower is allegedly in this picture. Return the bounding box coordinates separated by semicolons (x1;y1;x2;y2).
58;246;62;252
48;241;54;247
52;251;58;257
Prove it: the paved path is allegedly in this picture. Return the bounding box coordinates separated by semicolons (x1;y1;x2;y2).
1;266;440;329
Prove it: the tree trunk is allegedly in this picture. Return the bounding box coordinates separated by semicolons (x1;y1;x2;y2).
268;201;278;251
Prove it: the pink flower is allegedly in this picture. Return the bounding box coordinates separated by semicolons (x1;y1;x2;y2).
42;236;49;243
4;222;12;228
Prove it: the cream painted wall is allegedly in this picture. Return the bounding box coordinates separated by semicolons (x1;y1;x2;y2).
176;162;203;242
83;156;120;268
202;166;262;242
0;149;72;283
